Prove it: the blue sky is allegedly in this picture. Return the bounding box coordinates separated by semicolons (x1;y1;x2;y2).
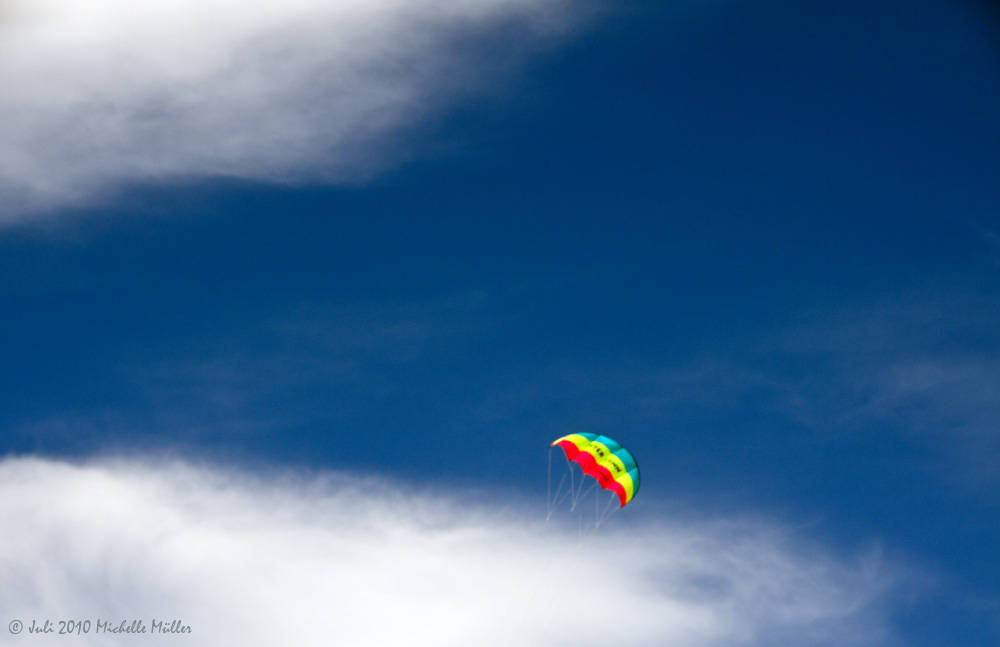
1;0;999;645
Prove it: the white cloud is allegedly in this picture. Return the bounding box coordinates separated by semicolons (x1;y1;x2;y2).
0;456;899;646
0;0;584;220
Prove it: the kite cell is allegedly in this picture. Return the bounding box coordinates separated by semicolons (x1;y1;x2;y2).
550;433;640;507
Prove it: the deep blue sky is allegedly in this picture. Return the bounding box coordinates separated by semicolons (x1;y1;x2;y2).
2;0;999;644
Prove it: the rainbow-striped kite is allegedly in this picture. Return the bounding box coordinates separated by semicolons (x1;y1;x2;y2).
550;433;640;507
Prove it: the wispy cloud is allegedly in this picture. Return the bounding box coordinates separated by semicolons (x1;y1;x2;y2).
754;286;1000;475
1;456;901;646
8;291;515;453
129;294;503;430
0;0;586;220
632;285;1000;489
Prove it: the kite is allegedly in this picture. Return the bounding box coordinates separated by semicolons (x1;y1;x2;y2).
550;432;640;507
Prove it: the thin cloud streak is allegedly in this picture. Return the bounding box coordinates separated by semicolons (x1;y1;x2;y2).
1;456;900;647
753;287;1000;483
0;0;584;220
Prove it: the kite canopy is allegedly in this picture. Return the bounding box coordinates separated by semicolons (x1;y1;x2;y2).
550;433;640;507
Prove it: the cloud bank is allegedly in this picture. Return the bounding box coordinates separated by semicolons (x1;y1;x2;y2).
0;0;582;220
1;456;899;646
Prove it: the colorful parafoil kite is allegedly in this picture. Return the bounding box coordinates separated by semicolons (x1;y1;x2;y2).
550;433;640;507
